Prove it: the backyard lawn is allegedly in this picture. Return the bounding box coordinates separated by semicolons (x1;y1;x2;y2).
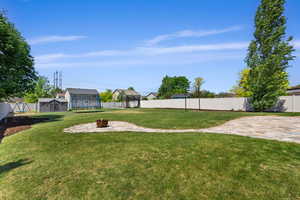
0;109;300;199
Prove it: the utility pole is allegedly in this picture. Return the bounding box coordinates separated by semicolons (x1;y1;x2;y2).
53;70;63;89
59;71;62;89
53;72;56;88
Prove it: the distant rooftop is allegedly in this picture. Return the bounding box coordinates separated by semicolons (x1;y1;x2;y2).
288;85;300;91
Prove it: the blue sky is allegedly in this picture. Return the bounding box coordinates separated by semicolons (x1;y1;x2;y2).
2;0;300;94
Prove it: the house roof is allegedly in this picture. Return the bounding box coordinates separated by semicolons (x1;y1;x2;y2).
113;89;141;96
38;98;68;103
56;92;65;97
287;86;300;91
66;88;98;95
146;92;158;97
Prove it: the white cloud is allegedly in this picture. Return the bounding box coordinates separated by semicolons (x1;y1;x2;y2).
138;42;248;55
28;35;87;45
35;50;129;63
83;50;127;57
293;40;300;49
35;42;248;63
35;53;67;63
145;26;242;46
35;52;244;69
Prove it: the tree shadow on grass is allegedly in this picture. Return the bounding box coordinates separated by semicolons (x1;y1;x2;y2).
0;159;32;175
74;110;104;114
31;114;65;122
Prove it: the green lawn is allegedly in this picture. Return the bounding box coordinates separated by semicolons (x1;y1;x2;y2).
0;109;300;200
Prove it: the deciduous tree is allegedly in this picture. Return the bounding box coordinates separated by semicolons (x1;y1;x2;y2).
231;68;252;97
24;76;52;103
192;77;204;98
158;76;190;99
100;89;113;102
0;12;37;101
127;87;135;91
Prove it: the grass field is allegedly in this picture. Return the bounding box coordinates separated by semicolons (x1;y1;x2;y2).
0;109;300;199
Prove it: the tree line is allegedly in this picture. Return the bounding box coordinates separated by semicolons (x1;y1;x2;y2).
156;75;234;99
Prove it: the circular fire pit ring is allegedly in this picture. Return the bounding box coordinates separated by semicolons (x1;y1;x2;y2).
96;119;109;128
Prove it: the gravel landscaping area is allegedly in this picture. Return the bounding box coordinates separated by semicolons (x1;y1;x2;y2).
64;116;300;143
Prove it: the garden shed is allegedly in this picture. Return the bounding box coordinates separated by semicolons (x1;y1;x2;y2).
65;88;101;110
38;98;68;112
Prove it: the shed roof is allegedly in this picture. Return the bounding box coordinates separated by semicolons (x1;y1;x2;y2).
38;98;68;103
113;89;141;96
66;88;98;95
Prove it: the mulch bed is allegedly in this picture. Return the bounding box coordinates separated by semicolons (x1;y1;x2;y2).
0;116;49;140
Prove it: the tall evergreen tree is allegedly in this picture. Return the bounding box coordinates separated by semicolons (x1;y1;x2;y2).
246;0;294;111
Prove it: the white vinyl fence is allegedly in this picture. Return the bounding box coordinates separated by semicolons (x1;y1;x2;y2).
101;102;124;109
0;103;13;120
101;101;140;109
141;96;300;112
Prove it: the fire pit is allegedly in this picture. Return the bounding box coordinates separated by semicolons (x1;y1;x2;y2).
96;119;109;128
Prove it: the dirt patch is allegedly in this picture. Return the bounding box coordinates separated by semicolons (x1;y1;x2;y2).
0;116;49;139
2;125;32;136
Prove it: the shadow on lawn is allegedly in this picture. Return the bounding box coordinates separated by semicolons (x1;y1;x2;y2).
74;110;104;114
0;159;32;175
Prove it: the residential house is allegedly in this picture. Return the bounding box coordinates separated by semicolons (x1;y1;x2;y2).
56;92;66;99
145;92;158;100
287;86;300;96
